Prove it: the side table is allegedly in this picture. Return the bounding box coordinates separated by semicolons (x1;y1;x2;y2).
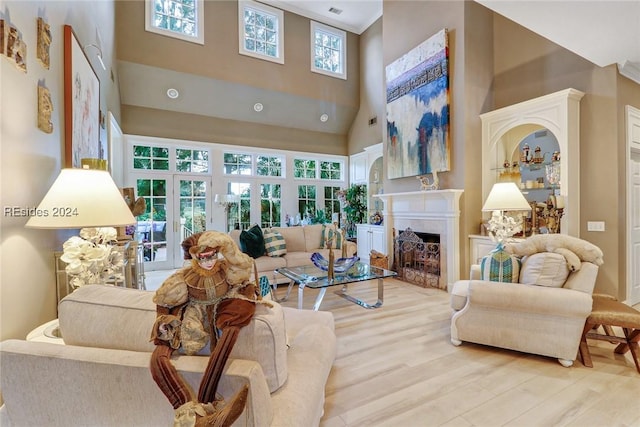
26;319;64;345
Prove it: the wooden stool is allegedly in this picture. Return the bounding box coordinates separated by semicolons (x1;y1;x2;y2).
579;294;640;374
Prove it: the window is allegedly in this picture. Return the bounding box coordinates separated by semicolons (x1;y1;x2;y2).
256;155;283;177
324;186;341;218
261;183;281;228
320;160;341;180
133;145;170;170
294;159;316;179
228;182;251;231
298;185;317;219
145;0;204;45
176;148;209;173
239;1;284;64
311;21;346;80
224;153;252;175
179;179;207;234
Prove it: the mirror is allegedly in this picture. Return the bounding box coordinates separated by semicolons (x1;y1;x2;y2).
480;88;585;236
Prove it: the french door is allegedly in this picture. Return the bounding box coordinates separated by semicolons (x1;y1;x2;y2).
135;175;211;270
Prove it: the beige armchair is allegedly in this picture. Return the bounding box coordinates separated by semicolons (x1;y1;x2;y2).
450;234;603;367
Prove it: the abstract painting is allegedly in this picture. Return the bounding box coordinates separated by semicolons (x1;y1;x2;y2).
64;25;100;168
386;29;450;179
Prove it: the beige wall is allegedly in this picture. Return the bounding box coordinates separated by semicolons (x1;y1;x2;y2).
1;0;120;341
378;0;638;297
116;0;359;153
490;13;632;298
348;18;384;155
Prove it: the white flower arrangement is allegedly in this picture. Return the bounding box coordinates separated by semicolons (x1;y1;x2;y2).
487;211;523;245
61;227;124;289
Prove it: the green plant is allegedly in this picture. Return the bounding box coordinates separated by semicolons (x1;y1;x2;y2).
339;184;367;232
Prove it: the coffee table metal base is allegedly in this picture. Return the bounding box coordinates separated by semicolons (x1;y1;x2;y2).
274;277;384;311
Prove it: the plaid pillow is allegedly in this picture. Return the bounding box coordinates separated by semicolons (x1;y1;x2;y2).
480;246;521;283
263;228;287;257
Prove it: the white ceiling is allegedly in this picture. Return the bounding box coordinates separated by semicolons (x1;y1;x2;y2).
261;0;383;34
270;0;640;80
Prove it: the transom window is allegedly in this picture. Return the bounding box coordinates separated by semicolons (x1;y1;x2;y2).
224;153;252;175
133;145;170;170
256;155;283;177
176;148;209;173
311;21;346;80
239;1;284;64
294;159;317;179
145;0;204;45
320;161;341;180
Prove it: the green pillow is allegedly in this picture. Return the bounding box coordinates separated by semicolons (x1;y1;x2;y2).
239;224;266;258
320;224;342;249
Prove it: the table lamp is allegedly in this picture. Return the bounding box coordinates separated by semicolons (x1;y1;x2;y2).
26;167;137;290
26;168;136;229
482;182;532;246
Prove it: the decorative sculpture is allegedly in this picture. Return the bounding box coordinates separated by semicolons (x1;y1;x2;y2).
417;169;439;191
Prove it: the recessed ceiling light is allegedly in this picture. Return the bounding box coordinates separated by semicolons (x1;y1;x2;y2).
320;114;329;122
166;88;179;99
254;102;264;112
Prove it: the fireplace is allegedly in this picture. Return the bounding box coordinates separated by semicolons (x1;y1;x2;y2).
375;189;463;290
393;228;440;288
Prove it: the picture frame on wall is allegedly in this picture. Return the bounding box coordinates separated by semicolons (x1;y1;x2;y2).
64;25;100;168
386;28;451;180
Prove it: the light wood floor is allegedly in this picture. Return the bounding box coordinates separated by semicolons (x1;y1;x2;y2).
274;278;640;427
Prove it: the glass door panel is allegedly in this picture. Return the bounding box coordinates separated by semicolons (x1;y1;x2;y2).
136;177;172;270
176;177;208;264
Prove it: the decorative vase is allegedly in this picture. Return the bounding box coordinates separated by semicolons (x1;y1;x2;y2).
327;246;335;281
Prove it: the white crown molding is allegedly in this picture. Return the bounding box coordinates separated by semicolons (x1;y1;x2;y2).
618;61;640;85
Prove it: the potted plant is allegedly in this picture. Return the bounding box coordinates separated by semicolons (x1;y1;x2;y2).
337;184;367;237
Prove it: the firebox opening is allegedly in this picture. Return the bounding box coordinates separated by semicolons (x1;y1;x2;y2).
393;228;441;288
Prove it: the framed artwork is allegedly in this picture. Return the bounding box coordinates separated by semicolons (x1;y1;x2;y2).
386;29;450;179
64;25;100;168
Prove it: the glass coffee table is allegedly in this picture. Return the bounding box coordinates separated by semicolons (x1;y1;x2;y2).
274;262;397;311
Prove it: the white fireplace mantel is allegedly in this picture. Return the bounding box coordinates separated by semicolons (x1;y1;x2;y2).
375;189;464;289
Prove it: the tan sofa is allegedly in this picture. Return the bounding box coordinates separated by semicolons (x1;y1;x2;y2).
450;237;602;367
0;285;337;427
229;224;357;285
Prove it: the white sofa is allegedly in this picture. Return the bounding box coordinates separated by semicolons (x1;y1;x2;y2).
229;224;357;285
0;285;337;427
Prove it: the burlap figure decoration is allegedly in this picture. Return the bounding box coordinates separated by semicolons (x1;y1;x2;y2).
149;231;264;427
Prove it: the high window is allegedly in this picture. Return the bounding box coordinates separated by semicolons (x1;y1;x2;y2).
239;1;284;64
145;0;204;44
320;160;342;180
176;148;209;173
133;145;170;170
294;159;317;179
224;153;252;175
257;155;283;177
311;21;346;80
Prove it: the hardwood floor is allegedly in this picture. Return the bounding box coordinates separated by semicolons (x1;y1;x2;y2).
275;278;640;427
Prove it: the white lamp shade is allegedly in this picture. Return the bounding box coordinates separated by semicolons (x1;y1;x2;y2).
482;182;532;212
25;168;136;229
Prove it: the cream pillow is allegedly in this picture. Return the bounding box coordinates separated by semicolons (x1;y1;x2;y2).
519;252;570;287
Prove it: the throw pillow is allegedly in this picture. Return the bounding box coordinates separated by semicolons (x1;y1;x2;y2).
258;275;272;298
239;224;266;258
320;224;342;249
480;245;521;283
519;252;570;287
263;228;287;257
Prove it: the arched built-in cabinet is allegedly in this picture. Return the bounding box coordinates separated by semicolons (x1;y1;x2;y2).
350;143;386;263
480;88;585;237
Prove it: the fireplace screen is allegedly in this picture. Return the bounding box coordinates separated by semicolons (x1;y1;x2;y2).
393;228;440;288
